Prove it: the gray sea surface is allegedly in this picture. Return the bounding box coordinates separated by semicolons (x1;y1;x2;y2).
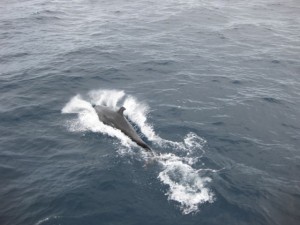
1;0;300;225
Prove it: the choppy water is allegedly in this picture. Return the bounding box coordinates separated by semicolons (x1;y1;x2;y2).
1;0;300;225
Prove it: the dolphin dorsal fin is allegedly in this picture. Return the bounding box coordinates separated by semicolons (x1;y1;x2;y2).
117;106;126;115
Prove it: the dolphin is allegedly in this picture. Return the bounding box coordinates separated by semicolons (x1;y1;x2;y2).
92;104;152;152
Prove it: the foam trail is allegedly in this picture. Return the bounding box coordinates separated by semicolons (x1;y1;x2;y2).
157;152;214;214
62;89;215;214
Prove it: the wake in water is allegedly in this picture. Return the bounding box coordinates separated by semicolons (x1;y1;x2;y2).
62;89;215;214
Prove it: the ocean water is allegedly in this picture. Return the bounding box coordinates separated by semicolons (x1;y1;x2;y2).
1;0;300;224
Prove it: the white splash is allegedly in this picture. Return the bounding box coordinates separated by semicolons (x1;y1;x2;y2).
88;89;125;109
157;153;215;214
123;96;159;142
62;89;215;214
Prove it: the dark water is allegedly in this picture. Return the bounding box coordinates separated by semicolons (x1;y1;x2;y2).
1;0;300;224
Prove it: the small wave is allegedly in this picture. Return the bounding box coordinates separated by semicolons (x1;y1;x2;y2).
232;80;242;84
35;216;60;225
262;97;281;104
62;89;215;214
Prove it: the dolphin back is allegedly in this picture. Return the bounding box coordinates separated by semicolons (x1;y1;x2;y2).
93;105;152;152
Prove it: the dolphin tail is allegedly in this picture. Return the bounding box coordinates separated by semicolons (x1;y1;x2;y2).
143;145;155;158
138;142;152;152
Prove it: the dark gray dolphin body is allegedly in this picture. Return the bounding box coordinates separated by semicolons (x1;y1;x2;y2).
93;105;151;151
